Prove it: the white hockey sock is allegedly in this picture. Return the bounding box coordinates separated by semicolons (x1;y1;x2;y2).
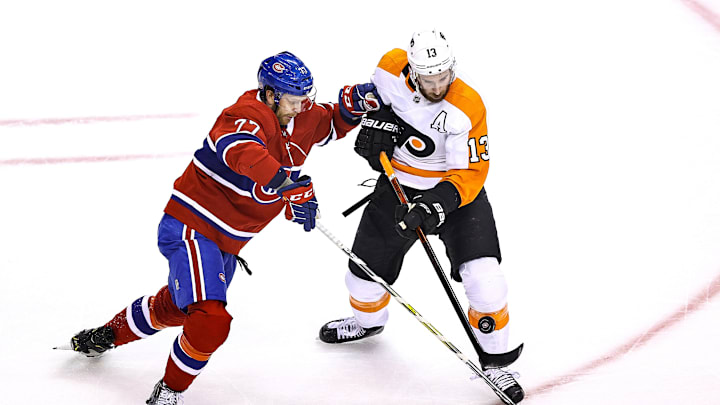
472;322;510;354
460;258;511;354
345;270;390;328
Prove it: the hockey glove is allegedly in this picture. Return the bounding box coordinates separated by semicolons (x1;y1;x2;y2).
355;107;400;172
277;175;318;232
394;182;460;239
338;83;383;124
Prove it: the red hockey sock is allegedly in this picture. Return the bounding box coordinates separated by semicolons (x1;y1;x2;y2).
152;285;188;327
105;285;187;346
162;300;232;392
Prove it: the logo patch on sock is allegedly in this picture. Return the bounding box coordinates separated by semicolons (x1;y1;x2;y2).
478;316;496;334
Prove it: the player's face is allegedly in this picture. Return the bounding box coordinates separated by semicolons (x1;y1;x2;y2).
417;70;453;102
275;92;315;125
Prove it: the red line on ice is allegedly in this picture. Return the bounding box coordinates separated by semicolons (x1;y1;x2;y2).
0;113;197;127
681;0;720;32
0;153;189;166
529;1;720;397
0;113;196;166
3;5;720;397
529;272;720;397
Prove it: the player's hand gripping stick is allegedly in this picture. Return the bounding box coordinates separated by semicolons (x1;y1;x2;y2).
378;152;523;370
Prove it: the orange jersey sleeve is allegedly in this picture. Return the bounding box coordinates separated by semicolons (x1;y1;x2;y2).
442;77;489;206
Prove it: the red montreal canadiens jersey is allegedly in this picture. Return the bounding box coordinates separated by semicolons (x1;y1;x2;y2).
164;89;355;254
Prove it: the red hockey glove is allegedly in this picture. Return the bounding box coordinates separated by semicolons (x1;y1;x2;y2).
277;175;318;232
338;83;383;124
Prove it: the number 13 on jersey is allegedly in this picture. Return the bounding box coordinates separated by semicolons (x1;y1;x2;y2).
468;135;489;163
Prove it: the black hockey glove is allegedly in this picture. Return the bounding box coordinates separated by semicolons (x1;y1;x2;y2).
355;107;400;172
394;182;461;239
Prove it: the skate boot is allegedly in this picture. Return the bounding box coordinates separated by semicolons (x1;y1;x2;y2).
146;380;184;405
70;326;115;358
319;317;384;343
484;368;524;403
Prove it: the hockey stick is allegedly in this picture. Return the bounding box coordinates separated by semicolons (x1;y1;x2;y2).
342;190;374;217
315;222;516;405
378;152;523;370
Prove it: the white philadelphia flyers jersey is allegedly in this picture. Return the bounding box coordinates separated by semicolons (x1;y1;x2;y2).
372;48;489;207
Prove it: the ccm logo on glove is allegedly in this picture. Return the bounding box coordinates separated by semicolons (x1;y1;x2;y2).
276;175;318;232
286;189;314;202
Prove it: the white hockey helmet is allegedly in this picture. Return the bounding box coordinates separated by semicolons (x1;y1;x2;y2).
407;29;456;81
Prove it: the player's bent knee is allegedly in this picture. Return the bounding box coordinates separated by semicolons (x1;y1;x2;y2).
345;270;387;303
151;285;188;327
184;300;233;352
459;257;508;312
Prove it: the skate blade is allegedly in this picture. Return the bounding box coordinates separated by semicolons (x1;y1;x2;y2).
53;343;72;351
53;343;106;358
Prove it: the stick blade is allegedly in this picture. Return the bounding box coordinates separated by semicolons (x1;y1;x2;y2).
479;343;523;369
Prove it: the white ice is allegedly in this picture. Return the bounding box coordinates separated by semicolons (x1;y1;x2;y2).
1;0;720;404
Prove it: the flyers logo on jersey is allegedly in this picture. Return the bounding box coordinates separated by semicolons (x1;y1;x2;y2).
402;130;436;158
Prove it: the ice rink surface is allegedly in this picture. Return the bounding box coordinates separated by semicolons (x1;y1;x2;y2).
2;0;720;403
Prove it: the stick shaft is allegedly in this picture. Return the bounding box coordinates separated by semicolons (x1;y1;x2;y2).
315;222;515;404
379;152;488;357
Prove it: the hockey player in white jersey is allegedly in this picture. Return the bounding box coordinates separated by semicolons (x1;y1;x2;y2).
319;30;524;402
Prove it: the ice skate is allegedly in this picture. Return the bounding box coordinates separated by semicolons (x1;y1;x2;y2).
146;380;184;405
319;317;384;343
484;367;524;403
69;326;115;358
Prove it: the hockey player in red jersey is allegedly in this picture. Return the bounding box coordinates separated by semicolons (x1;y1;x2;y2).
318;31;525;402
64;51;381;404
